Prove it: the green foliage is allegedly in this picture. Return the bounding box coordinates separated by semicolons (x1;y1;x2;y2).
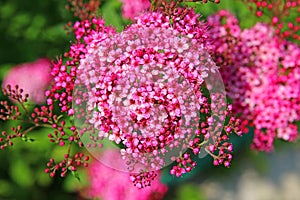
101;0;125;31
0;0;71;64
183;0;259;28
0;1;77;198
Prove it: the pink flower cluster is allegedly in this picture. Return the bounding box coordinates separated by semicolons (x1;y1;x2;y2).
75;7;243;187
208;10;300;152
3;58;52;104
120;0;151;20
134;6;213;51
45;18;115;116
83;150;168;200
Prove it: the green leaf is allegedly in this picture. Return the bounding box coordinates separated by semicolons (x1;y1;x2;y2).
71;170;81;182
169;18;174;26
63;169;89;193
21;135;35;142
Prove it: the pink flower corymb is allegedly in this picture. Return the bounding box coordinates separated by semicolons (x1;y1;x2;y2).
208;11;300;151
83;150;168;200
74;7;243;188
3;58;52;104
120;0;151;20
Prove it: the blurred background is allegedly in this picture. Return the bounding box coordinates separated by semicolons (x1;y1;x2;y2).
0;0;299;199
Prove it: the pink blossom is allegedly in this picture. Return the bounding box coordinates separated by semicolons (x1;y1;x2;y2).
2;58;52;104
46;18;116;115
120;0;151;20
83;150;168;200
75;7;243;186
208;11;300;151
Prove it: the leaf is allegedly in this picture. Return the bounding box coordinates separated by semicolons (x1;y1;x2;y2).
21;135;35;142
71;170;81;182
63;169;89;192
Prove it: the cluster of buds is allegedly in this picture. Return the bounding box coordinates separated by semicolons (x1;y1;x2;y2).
2;85;29;104
0;85;30;149
120;0;221;21
66;0;100;20
129;171;158;188
170;153;197;177
45;152;89;178
0;126;24;150
3;0;114;181
151;0;220;8
0;84;89;178
243;0;300;42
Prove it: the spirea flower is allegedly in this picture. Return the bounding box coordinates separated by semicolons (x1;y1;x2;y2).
3;58;52;104
45;18;116;115
83;150;168;200
208;11;300;152
134;6;214;52
120;0;151;20
74;7;243;188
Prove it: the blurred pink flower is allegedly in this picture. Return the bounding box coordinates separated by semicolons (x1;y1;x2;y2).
120;0;151;20
3;58;52;104
208;11;300;151
83;150;168;200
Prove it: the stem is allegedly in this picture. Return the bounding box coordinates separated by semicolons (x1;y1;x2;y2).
67;142;73;156
17;100;32;120
199;139;208;146
204;147;219;159
22;126;38;135
15;118;53;129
